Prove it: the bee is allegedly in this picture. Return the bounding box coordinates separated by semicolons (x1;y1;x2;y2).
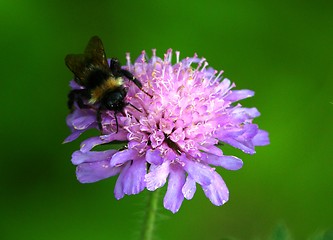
65;36;152;133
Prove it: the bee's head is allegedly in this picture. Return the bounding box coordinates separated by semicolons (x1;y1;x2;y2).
102;90;126;111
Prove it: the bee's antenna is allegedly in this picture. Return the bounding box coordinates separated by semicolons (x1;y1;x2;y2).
139;87;153;98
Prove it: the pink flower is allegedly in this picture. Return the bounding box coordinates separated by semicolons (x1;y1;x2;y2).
65;49;269;213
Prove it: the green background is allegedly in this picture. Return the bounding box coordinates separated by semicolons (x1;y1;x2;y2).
1;0;332;239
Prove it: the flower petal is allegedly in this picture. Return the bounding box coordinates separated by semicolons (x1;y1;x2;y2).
80;133;128;153
202;153;243;170
199;145;223;156
163;166;185;213
181;155;213;186
114;162;131;199
223;138;255;154
221;124;259;155
71;150;117;165
243;107;261;118
100;132;128;142
170;127;185;143
80;137;108;153
72;115;96;130
182;175;196;200
159;118;175;135
76;160;121;183
230;107;260;123
122;158;146;195
150;130;165;148
63;130;84;143
145;161;170;191
202;171;229;206
224;89;254;102
146;149;163;165
110;149;136;167
253;130;270;146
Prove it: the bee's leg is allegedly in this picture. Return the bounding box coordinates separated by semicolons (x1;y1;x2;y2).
114;111;119;134
120;69;153;98
109;58;152;98
68;89;90;109
125;102;142;113
96;106;103;132
97;109;119;134
109;58;122;76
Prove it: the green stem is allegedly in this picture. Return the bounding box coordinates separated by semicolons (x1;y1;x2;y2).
141;189;160;240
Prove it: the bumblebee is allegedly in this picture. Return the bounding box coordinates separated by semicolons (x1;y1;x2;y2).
65;36;151;132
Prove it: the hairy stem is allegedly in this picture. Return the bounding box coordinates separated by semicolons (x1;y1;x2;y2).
141;189;160;240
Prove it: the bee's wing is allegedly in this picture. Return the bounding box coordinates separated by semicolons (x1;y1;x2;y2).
65;36;109;86
65;54;87;85
84;36;109;68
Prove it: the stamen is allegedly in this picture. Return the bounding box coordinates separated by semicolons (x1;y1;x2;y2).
176;62;182;80
166;48;173;63
196;58;206;71
188;53;198;67
126;52;131;71
140;50;146;63
175;51;180;63
212;70;224;84
151;49;157;64
209;70;218;82
201;61;209;72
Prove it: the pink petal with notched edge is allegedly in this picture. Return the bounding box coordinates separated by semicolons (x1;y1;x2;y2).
122;157;146;195
202;153;243;170
181;155;213;186
145;161;170;191
146;149;163;165
80;136;109;153
253;130;270;146
150;130;165;148
159;118;175;135
223;137;256;155
71;149;117;165
224;89;254;102
182;175;196;200
202;171;229;206
110;149;136;167
63;130;84;143
163;166;186;213
100;132;128;142
230;107;261;123
114;162;131;200
76;160;121;183
72;115;96;130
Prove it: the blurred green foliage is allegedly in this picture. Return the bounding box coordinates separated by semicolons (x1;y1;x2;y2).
1;0;332;239
269;224;292;240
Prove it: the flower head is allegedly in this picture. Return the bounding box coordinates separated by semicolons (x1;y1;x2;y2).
65;49;269;213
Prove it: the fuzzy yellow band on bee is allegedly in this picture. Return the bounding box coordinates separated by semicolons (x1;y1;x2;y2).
89;77;124;103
